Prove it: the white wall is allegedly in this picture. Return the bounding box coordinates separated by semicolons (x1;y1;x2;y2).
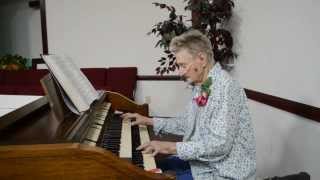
0;0;42;58
232;0;320;108
250;100;320;178
135;81;192;117
45;0;320;178
232;0;320;178
46;0;190;75
46;0;191;115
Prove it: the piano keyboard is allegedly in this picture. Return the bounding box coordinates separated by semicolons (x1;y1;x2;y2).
83;102;157;171
139;125;157;171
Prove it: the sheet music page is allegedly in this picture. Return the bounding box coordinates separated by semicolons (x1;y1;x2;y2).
42;54;99;113
51;74;81;114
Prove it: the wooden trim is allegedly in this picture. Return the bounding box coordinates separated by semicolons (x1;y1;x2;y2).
28;1;40;9
137;75;182;81
31;58;44;69
137;77;320;123
28;0;47;54
244;89;320;123
40;0;48;54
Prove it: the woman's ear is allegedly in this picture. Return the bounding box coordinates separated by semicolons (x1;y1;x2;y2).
197;52;208;67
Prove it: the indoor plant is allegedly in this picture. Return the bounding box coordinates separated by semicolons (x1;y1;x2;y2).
0;54;29;70
148;0;236;75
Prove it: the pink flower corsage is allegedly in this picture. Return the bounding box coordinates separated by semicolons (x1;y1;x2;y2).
194;92;209;106
193;77;212;107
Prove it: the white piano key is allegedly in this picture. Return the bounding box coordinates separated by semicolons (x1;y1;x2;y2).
103;103;111;115
86;127;101;142
103;102;111;110
94;120;104;125
83;102;111;146
95;113;106;119
93;102;111;124
139;125;157;171
83;140;96;146
92;124;102;130
119;118;132;158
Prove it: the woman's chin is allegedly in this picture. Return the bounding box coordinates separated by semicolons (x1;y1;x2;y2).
185;78;195;85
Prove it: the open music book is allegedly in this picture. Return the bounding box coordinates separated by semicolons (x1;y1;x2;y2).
41;54;100;114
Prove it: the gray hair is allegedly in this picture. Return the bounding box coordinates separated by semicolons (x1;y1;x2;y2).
170;30;214;64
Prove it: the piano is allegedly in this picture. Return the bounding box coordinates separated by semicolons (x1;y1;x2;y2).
0;74;174;180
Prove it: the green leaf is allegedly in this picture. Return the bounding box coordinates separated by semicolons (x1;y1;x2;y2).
155;40;161;48
201;77;212;95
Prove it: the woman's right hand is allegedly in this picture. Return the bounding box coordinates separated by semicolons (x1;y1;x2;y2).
121;113;153;126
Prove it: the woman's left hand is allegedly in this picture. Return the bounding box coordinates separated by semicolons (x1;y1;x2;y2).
137;141;177;156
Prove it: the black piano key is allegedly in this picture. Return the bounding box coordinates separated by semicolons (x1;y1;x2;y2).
98;114;123;156
96;113;151;170
131;125;144;168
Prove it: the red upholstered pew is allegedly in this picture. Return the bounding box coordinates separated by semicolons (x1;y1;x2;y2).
0;67;137;100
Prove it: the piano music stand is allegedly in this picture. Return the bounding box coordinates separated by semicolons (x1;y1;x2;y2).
40;74;71;122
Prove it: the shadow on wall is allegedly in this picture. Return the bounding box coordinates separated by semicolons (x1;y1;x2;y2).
223;7;249;78
226;9;242;56
256;113;317;179
274;116;317;178
0;0;34;57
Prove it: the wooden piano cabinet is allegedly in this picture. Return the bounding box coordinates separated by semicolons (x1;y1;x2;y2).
105;91;149;116
0;76;173;179
0;143;174;180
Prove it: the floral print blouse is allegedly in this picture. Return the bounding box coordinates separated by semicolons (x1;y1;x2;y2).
153;63;256;180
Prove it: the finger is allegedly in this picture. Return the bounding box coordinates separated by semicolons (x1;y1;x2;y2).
120;113;132;119
137;142;149;150
142;146;154;154
151;149;159;157
131;121;139;126
120;113;126;118
122;114;137;121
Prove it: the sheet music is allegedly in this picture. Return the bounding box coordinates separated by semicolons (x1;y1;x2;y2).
50;73;82;115
41;54;99;114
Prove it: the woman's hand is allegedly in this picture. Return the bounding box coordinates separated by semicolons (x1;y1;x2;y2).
121;113;153;126
137;141;177;156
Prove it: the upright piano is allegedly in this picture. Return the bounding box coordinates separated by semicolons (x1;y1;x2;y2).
0;75;174;180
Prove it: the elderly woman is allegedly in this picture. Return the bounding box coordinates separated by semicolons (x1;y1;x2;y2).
122;30;256;180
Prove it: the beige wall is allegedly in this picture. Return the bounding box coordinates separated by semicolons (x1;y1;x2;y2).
9;0;318;178
0;0;42;58
232;0;320;177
